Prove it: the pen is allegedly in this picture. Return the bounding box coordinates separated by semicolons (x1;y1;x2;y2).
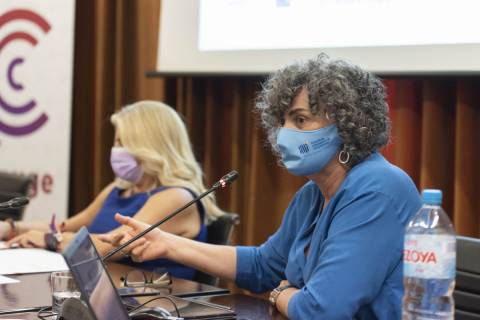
49;213;57;233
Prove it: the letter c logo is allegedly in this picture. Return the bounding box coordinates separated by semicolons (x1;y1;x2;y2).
0;9;50;136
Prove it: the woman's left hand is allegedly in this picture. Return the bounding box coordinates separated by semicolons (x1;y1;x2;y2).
279;279;291;287
6;230;46;248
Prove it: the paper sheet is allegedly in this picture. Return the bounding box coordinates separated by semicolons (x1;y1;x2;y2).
0;274;19;284
0;248;68;275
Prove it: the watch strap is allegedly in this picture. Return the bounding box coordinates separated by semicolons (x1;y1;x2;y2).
269;284;295;306
44;232;62;251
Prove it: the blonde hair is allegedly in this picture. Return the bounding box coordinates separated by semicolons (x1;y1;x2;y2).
110;100;224;223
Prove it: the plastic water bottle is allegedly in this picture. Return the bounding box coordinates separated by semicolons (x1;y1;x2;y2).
402;189;456;320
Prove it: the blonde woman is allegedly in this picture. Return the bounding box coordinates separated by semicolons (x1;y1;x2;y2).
0;101;223;279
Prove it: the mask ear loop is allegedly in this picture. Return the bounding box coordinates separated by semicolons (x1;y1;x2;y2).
338;149;350;164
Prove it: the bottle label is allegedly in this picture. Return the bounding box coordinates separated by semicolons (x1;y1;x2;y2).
403;234;456;279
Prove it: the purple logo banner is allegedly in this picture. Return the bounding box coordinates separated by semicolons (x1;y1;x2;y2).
0;9;51;136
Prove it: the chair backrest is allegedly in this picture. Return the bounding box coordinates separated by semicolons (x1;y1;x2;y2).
0;171;33;221
455;236;480;320
194;212;240;285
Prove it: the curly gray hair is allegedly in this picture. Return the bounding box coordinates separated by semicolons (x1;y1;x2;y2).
256;54;390;167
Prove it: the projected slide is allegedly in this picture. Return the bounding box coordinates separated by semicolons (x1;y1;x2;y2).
199;0;480;51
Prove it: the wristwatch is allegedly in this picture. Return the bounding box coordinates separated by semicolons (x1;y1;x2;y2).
45;231;63;251
269;284;295;307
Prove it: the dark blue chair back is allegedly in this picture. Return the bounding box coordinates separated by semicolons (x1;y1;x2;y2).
194;212;239;285
455;236;480;320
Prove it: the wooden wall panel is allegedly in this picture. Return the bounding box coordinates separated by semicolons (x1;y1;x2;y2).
230;80;258;245
92;0;116;194
454;80;480;236
420;80;455;217
70;0;96;215
391;80;422;185
133;1;164;101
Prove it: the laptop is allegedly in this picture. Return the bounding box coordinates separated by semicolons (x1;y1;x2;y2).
62;227;236;320
62;227;131;320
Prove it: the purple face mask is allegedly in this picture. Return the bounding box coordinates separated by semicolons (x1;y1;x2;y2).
110;147;144;183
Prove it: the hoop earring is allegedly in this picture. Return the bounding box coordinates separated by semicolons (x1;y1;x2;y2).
338;150;350;164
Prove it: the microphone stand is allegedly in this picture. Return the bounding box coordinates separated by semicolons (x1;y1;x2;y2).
102;170;238;261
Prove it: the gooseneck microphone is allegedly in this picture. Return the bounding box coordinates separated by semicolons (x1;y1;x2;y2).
0;196;30;211
102;170;239;261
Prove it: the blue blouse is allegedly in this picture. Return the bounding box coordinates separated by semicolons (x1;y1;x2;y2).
236;153;422;319
88;186;207;280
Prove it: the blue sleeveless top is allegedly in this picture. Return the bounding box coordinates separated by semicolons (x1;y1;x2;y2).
87;186;207;280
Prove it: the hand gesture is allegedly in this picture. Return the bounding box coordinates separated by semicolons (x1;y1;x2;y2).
97;213;168;262
6;230;46;248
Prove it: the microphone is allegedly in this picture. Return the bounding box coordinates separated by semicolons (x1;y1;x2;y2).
0;197;29;211
102;170;239;261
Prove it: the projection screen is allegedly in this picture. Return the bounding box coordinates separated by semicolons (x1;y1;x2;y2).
156;0;480;75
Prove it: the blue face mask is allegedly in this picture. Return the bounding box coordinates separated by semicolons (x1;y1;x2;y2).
276;124;342;176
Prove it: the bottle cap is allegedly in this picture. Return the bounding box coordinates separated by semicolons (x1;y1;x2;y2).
421;189;442;205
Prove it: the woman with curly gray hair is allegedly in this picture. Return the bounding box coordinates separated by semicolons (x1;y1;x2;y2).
100;55;422;320
239;54;422;319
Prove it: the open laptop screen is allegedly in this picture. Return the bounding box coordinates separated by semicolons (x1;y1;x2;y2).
62;227;130;320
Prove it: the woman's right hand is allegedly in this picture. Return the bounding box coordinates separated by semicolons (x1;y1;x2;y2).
97;213;168;262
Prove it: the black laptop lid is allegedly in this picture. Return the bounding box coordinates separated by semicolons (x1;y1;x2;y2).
62;227;130;320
